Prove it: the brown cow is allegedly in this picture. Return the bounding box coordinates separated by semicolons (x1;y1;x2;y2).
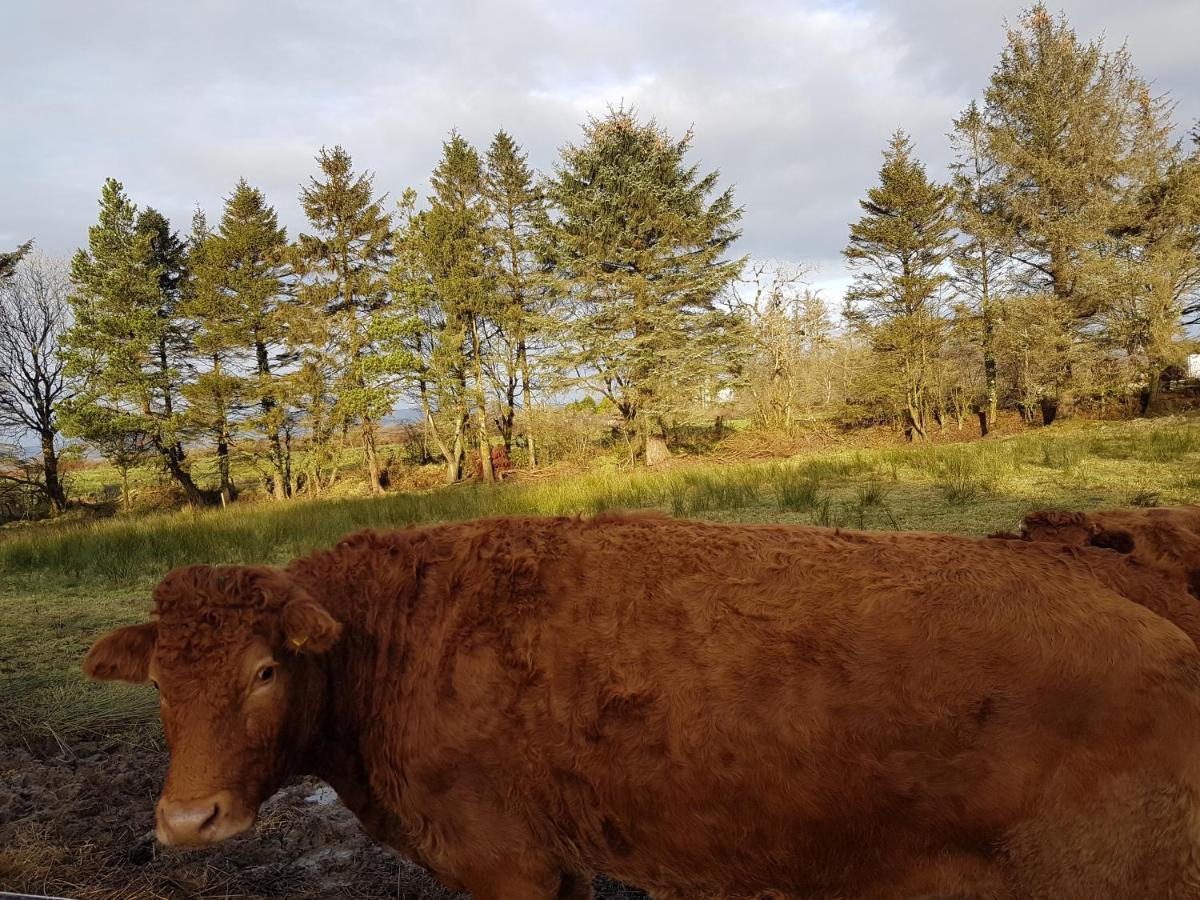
84;514;1200;899
1004;505;1200;602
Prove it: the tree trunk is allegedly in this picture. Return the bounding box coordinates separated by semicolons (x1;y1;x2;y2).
1039;397;1058;427
499;376;517;453
469;318;495;484
119;467;131;510
904;406;927;441
255;341;291;500
645;434;671;466
979;247;999;438
1141;366;1163;416
39;431;66;514
519;342;537;469
158;443;216;506
216;432;234;505
644;416;671;466
362;414;383;493
281;432;293;498
448;419;465;484
981;344;998;437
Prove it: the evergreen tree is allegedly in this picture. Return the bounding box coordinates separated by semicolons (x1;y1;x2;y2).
0;241;32;281
484;130;552;466
983;3;1148;421
950;101;1008;435
61;179;214;504
1104;93;1200;412
426;133;497;482
547;109;744;464
294;146;392;493
843;130;956;440
181;211;241;504
381;188;471;484
187;180;294;499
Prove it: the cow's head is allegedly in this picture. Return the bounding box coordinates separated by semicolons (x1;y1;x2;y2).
83;565;341;848
1019;507;1200;599
1019;510;1136;553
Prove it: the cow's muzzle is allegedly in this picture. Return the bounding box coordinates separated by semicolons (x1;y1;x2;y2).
155;790;255;847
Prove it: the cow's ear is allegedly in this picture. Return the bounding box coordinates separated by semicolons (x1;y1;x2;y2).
1090;526;1136;554
83;622;157;682
281;600;341;655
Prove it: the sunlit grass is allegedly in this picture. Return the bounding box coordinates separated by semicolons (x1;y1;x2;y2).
6;416;1200;589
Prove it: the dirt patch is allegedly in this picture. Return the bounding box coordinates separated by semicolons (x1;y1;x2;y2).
0;742;646;899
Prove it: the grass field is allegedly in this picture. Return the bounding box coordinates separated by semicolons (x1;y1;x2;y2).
3;414;1200;752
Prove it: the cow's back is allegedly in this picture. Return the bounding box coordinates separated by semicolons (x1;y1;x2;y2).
312;515;1200;898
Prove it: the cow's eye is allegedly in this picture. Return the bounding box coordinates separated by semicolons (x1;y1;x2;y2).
257;665;275;684
150;679;159;691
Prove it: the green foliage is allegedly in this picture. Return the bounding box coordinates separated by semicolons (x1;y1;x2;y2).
855;480;889;508
1140;427;1200;462
0;240;32;281
185;180;296;499
294;146;393;492
60;179;210;504
484;130;555;462
382;134;494;484
547;108;745;462
979;4;1162;417
843;131;957;438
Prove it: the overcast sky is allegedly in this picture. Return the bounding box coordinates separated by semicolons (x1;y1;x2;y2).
3;0;1198;302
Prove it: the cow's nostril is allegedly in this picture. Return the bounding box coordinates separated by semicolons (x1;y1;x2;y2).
157;791;253;846
199;802;221;833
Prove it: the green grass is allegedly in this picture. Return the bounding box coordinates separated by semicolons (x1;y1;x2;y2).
5;414;1200;750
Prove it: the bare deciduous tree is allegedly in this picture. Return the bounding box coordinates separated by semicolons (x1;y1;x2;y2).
0;253;73;513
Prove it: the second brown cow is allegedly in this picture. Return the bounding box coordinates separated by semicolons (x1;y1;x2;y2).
85;514;1200;899
993;504;1200;644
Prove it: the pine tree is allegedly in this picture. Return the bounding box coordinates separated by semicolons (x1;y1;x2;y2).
983;3;1148;421
61;179;215;505
187;180;294;499
294;147;393;493
843;130;956;440
181;211;242;504
0;241;32;281
484;130;552;466
950;101;1008;435
547;109;744;464
1104;93;1200;412
381;188;471;484
428;133;497;482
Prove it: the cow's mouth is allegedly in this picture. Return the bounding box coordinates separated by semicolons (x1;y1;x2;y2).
155;790;257;848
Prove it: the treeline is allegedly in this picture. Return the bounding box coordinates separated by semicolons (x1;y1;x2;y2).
1;110;743;511
1;3;1198;518
824;5;1199;438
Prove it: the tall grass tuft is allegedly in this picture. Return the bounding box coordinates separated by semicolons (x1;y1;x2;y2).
855;481;889;508
934;448;1000;505
1141;427;1200;462
774;467;825;512
811;496;841;528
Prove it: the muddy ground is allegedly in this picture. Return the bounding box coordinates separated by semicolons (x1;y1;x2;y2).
0;741;647;900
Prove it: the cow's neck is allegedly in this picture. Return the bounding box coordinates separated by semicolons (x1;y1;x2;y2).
293;569;418;847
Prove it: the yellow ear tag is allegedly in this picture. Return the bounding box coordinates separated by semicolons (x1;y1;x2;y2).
291;636;308;649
